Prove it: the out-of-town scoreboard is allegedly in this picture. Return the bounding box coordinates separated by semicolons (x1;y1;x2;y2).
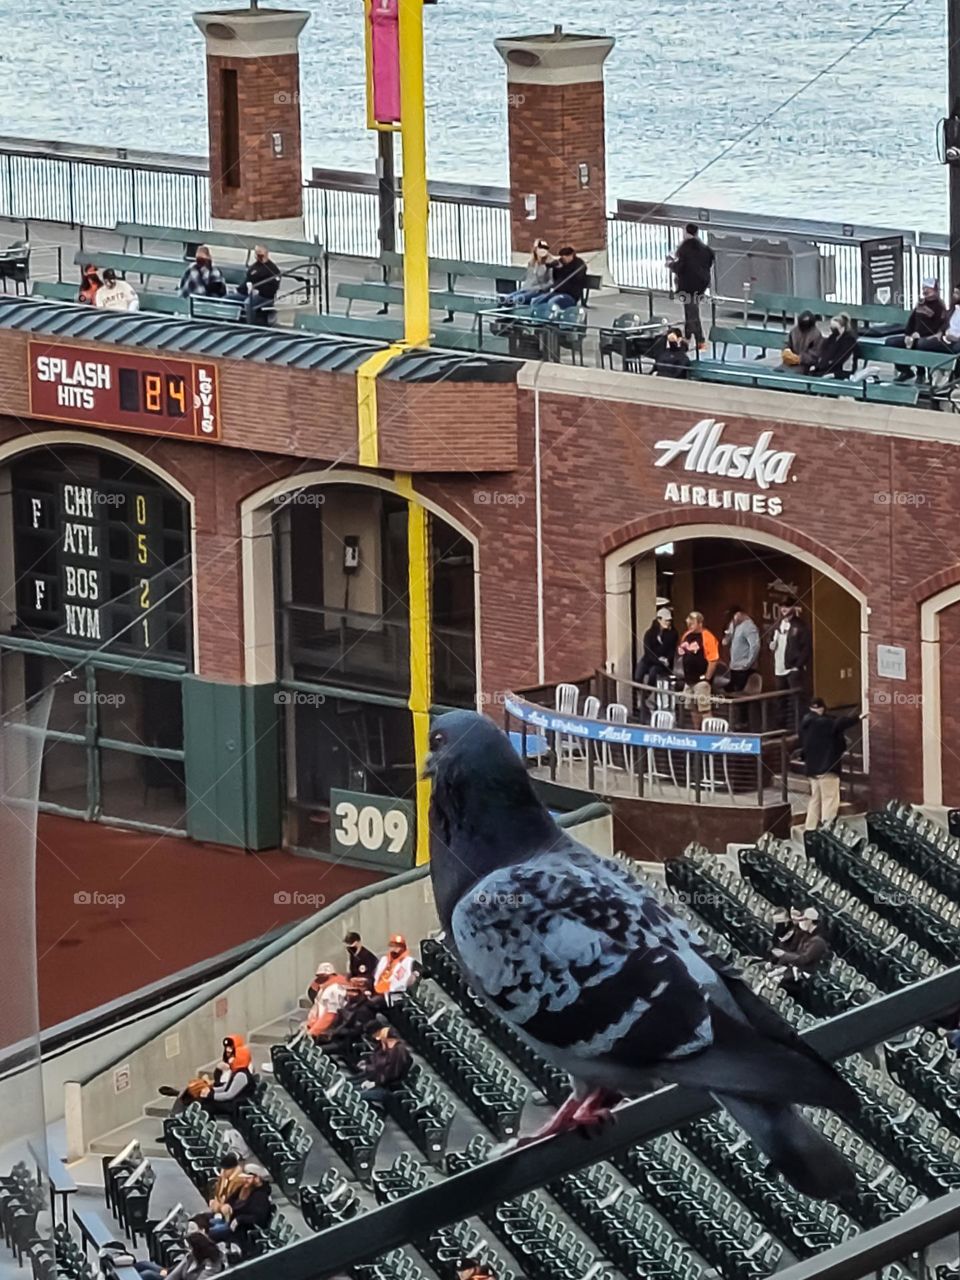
27;343;221;440
9;450;192;661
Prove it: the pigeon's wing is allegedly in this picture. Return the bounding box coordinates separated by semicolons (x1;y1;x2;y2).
449;846;721;1068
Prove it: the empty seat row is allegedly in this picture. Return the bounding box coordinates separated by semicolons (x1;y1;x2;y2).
869;802;960;899
235;1079;312;1195
300;1170;362;1233
270;1038;383;1184
390;987;526;1140
163;1103;230;1194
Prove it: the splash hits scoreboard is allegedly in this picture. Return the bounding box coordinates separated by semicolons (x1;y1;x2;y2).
28;343;221;440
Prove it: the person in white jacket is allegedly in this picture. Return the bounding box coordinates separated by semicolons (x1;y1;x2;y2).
372;934;417;1004
95;268;140;312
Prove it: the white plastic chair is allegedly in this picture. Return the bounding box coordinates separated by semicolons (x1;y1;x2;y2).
647;709;679;791
554;682;580;768
579;695;601;771
700;715;734;799
601;702;632;790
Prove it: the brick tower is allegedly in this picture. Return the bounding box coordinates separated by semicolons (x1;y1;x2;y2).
494;28;615;277
194;6;310;235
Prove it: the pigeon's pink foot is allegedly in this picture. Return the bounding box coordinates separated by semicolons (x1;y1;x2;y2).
514;1088;624;1147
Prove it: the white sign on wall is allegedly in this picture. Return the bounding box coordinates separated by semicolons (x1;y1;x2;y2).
877;645;907;681
653;418;797;517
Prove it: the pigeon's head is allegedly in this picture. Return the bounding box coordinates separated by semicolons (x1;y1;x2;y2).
426;711;558;924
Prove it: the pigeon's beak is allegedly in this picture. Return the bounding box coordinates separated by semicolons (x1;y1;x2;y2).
422;752;437;780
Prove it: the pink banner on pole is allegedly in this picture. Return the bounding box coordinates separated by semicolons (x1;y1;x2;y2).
370;0;401;124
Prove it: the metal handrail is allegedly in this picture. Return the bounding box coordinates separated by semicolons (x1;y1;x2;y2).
233;965;960;1280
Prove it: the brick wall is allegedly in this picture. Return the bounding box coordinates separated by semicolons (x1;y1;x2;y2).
506;80;608;255
939;602;960;807
206;51;303;223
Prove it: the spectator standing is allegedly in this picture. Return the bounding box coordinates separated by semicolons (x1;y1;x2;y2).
653;327;691;378
236;245;281;324
179;246;226;299
343;931;378;987
780;311;823;373
798;697;865;830
358;1020;413;1114
666;224;715;347
884;278;947;381
94;268;139;312
373;934;417;1003
499;240;553;307
305;963;348;1039
530;246;588;318
634;607;679;697
677;611;720;727
721;605;760;693
78;264;101;305
769;598;811;729
808;313;857;379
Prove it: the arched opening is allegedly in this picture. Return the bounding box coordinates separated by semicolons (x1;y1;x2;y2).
605;524;869;795
242;473;479;861
0;443;194;832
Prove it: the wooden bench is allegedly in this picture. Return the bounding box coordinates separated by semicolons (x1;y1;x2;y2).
337;280;499;328
28;1142;76;1226
689;359;920;405
32;280;79;302
709;324;791;358
856;338;960;375
72;1208;141;1280
73;249;247;289
295;311;404;342
751;290;911;330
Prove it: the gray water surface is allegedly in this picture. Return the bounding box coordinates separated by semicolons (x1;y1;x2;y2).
0;0;945;230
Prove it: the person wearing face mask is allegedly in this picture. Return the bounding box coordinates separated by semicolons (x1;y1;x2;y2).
881;278;947;381
808;312;857;379
906;285;960;376
373;934;417;1004
771;907;830;972
780;311;823;373
343;931;378;987
499;240;554;307
653;326;691;379
179;245;226;299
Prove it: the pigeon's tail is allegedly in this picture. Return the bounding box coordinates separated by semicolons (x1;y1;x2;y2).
713;1093;857;1201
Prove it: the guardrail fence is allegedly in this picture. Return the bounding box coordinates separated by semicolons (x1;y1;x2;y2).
0;137;950;303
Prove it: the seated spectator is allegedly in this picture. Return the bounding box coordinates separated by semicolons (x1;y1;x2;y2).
343;930;378;987
95;267;139;312
905;284;960;380
634;607;678;703
163;1034;255;1119
179;246;226;299
373;934;417;1004
235;245;281;325
677;611;719;728
771;907;830;974
305;963;348;1039
326;978;380;1056
807;313;857;379
769;907;797;956
499;240;553;308
136;1230;224;1280
882;279;947;381
207;1164;274;1255
78;264;101;305
457;1261;496;1280
208;1152;246;1216
779;310;822;373
357;1020;413;1114
530;245;588;319
653;327;691;379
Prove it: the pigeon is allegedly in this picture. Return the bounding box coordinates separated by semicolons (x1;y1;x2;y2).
425;709;859;1200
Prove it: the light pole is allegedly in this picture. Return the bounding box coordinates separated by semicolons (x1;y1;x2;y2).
946;1;960;285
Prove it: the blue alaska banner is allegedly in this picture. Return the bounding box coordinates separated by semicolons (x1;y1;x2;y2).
504;694;762;757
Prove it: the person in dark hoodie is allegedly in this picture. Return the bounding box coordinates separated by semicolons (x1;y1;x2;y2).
798;697;866;829
780;311;823;373
808;313;858;379
357;1020;413;1114
884;278;948;382
634;607;679;698
653;326;691;378
530;246;588;318
208;1164;274;1256
666;224;715;346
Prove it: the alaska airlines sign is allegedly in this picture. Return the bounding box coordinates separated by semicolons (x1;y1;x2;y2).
653;418;796;517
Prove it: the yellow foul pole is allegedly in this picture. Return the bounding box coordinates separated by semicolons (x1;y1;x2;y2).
397;0;431;348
